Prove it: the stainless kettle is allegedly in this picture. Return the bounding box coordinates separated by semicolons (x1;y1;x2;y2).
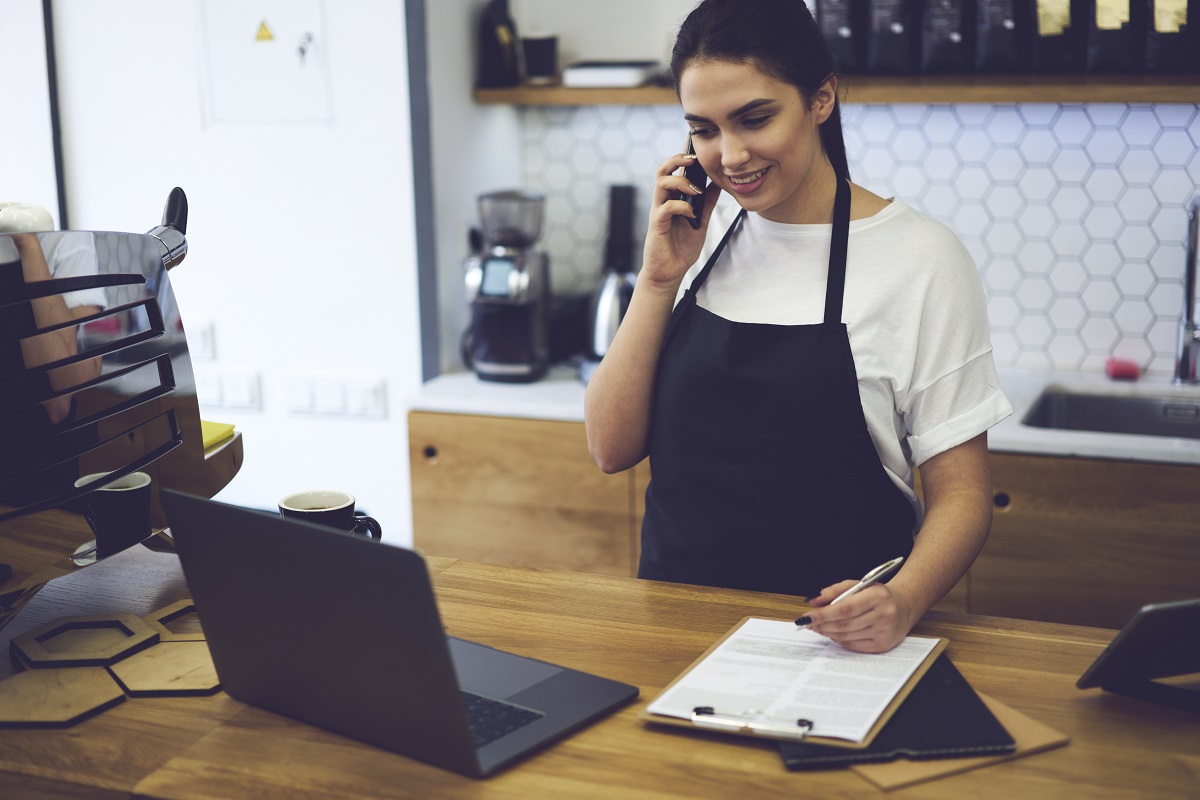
589;269;636;359
579;269;635;384
580;185;638;384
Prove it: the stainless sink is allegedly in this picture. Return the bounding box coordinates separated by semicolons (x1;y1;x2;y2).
1022;386;1200;440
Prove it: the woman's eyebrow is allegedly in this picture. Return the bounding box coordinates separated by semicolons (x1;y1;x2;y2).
684;98;777;123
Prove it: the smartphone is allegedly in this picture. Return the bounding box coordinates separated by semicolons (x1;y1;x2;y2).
676;138;709;229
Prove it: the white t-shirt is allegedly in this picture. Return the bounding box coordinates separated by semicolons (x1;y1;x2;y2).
677;194;1012;522
0;232;106;310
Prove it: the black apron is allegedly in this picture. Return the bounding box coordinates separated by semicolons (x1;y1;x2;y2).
639;178;915;598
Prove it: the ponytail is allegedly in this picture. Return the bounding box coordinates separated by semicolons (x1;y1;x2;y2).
820;101;851;181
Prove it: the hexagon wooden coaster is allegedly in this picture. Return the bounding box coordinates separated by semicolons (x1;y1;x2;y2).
108;641;221;697
143;598;205;642
0;667;125;727
11;613;159;668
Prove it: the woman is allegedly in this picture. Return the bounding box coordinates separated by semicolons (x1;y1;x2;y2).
584;0;1012;653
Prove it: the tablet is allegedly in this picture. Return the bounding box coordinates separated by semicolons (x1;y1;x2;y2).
1077;598;1200;690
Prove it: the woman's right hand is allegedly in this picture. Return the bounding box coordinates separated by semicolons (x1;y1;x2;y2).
640;152;722;296
584;152;720;473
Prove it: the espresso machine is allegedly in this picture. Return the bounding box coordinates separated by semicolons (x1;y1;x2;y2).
463;190;550;382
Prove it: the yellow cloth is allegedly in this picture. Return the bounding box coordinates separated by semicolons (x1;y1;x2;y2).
200;420;236;449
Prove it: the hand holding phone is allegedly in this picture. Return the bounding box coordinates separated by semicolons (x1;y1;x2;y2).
676;139;709;229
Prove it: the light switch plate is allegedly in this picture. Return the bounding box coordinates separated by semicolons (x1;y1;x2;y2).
345;378;387;418
313;378;346;414
285;375;315;413
220;370;262;410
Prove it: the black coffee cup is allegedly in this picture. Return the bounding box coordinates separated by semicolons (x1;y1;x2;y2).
73;471;154;559
278;490;382;540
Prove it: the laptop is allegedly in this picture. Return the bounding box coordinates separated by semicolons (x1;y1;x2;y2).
160;490;639;778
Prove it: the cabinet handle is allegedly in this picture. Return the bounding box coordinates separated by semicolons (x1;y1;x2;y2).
993;491;1011;510
423;445;439;464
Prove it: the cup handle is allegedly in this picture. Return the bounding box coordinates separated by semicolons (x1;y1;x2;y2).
352;512;382;540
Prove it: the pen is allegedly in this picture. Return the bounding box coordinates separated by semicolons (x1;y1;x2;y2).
795;556;905;626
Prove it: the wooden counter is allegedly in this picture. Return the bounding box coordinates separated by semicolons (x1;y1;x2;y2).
1;545;1198;798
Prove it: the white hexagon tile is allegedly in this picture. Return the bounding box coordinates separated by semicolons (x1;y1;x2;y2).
520;102;1200;375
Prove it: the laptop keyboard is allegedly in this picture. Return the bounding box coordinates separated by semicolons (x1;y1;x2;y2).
461;691;544;748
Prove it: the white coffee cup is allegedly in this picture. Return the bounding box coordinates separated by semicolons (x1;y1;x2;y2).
0;203;55;233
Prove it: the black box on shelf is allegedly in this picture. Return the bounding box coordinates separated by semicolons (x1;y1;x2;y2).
1026;0;1087;72
922;0;973;72
1141;0;1198;73
1084;0;1139;72
975;0;1032;72
867;0;920;72
817;0;867;73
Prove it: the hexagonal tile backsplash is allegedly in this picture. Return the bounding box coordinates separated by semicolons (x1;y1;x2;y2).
520;103;1200;375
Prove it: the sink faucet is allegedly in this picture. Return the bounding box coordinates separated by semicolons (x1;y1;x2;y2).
1175;198;1200;384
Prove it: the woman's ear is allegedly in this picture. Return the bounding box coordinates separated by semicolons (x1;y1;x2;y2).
811;74;837;124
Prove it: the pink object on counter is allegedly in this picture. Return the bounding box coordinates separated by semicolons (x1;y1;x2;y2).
1105;357;1141;380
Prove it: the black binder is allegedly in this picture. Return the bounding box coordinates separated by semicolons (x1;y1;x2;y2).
779;653;1015;770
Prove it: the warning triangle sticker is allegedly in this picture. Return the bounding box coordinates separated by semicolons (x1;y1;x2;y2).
255;21;274;42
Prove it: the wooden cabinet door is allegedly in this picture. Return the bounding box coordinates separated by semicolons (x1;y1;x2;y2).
408;412;637;576
974;453;1200;629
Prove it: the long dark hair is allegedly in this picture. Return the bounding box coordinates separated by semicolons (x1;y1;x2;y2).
670;0;850;181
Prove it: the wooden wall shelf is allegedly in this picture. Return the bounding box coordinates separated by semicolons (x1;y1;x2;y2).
475;75;1200;106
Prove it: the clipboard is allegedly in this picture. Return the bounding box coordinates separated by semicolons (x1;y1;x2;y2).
640;617;948;749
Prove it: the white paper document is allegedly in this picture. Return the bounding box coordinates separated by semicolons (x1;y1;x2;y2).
646;618;940;743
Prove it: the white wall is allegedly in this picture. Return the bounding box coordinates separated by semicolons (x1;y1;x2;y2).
0;0;59;220
50;0;423;544
426;0;521;375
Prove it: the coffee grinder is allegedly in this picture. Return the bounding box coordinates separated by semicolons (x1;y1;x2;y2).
463;190;550;382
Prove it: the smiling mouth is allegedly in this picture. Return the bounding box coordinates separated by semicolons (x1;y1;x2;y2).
729;168;769;185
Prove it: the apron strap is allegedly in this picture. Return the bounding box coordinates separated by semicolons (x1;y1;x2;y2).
687;209;746;296
663;209;746;346
823;178;851;325
667;178;849;342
